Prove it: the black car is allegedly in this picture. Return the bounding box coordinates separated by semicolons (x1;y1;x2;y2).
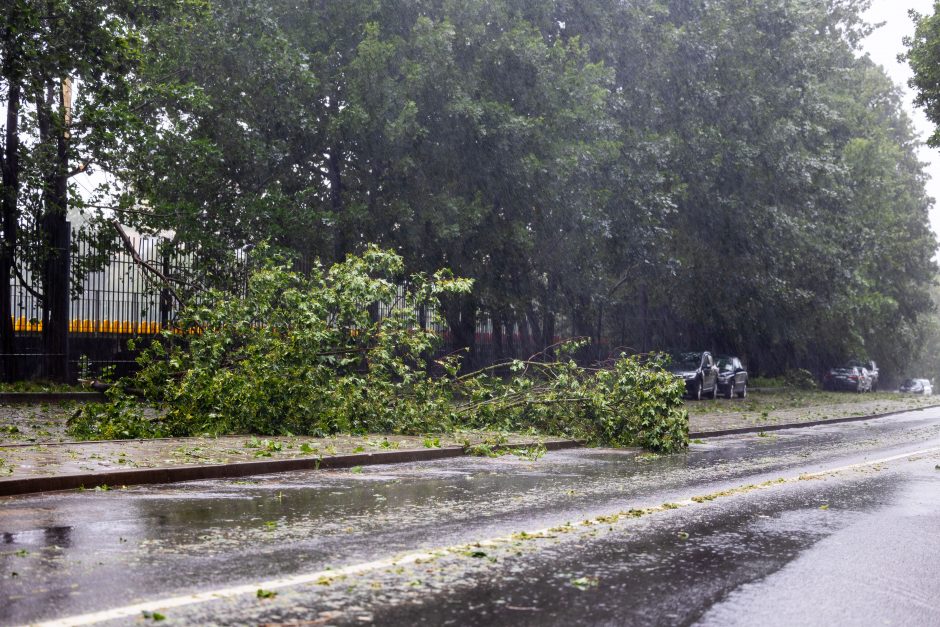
822;365;872;392
667;351;719;400
716;355;748;399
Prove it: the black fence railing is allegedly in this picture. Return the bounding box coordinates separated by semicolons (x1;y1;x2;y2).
7;230;546;381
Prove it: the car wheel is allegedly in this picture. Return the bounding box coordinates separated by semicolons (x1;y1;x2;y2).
725;381;734;399
737;382;747;399
709;379;718;399
690;380;702;401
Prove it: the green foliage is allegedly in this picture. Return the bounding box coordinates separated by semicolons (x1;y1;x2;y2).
69;248;688;452
3;0;934;384
68;384;165;440
453;349;687;452
906;6;940;148
84;245;472;437
783;369;818;391
107;0;936;383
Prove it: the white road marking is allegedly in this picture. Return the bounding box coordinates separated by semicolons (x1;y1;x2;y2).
27;444;940;627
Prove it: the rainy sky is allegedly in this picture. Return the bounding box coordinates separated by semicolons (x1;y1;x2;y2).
863;0;940;241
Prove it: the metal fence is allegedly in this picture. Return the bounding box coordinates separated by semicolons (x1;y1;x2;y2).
10;232;210;378
8;230;539;380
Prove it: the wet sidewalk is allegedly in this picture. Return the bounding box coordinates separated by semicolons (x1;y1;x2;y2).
0;391;937;495
0;431;566;495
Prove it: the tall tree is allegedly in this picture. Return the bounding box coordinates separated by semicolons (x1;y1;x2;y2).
0;0;197;380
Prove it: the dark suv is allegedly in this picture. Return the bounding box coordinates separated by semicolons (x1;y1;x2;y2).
667;351;719;400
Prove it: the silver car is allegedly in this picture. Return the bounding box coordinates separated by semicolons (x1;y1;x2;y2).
899;378;933;395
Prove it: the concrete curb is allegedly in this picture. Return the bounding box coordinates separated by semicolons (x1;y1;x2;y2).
689;402;940;439
0;439;580;497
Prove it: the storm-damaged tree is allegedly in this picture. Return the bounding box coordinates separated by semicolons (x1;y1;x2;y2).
74;0;937;381
0;0;196;381
906;4;940;148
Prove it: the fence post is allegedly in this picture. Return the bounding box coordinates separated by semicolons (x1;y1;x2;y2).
159;248;171;327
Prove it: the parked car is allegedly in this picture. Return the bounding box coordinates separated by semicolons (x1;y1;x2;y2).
846;359;879;391
899;378;933;395
822;364;872;393
716;355;748;399
667;351;719;400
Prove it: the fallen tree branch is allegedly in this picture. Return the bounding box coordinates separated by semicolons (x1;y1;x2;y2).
111;219;186;309
12;262;44;302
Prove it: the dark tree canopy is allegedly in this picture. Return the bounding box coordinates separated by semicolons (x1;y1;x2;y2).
4;0;938;381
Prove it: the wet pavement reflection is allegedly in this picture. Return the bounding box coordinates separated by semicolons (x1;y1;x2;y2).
1;409;939;625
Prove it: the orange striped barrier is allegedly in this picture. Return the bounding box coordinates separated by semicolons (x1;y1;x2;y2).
12;318;192;334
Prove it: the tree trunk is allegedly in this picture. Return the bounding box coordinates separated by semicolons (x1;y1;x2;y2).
159;248;172;327
491;310;504;363
328;146;347;262
0;81;20;381
328;98;347;262
37;80;71;381
595;302;603;362
525;306;542;357
639;285;649;353
444;294;476;371
541;276;557;358
41;214;69;381
505;312;516;359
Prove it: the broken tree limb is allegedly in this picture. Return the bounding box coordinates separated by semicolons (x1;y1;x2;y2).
111;219;187;309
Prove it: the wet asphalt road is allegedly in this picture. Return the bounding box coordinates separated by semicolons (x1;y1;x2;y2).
2;409;940;626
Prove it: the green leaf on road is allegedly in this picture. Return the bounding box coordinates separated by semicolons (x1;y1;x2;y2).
571;576;599;590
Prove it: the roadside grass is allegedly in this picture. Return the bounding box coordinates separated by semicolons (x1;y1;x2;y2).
0;381;88;393
748;376;789;388
683;389;936;416
685;388;938;434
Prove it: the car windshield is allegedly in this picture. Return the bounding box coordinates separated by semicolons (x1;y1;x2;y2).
669;352;702;370
716;357;734;372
